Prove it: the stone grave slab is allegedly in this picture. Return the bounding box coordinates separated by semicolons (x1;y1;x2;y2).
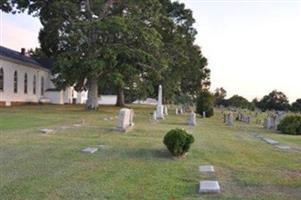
73;124;82;127
40;128;54;134
199;165;215;172
199;180;220;194
276;145;290;150
262;138;279;145
81;147;98;154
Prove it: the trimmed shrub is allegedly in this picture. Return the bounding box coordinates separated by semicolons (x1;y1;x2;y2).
163;128;194;157
196;91;214;117
278;115;301;135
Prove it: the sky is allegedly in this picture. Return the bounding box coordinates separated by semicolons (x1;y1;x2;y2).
1;0;301;102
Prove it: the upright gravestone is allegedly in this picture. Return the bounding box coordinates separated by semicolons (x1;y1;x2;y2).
153;110;157;121
188;111;197;126
246;116;251;124
156;85;164;119
226;112;234;126
175;108;179;115
202;111;206;118
116;108;133;132
129;109;134;126
164;106;168;116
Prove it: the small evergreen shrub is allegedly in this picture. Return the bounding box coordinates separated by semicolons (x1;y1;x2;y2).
163;128;194;157
196;91;214;117
278;115;301;135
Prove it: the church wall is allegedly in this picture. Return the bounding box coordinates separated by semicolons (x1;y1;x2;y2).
0;58;50;105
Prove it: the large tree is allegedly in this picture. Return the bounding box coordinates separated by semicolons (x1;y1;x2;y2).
1;0;163;109
257;90;290;111
1;0;211;108
291;98;301;112
227;95;252;109
155;0;210;103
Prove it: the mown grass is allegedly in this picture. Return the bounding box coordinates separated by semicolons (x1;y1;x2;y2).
0;105;300;200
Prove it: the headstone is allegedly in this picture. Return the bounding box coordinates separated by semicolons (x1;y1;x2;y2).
188;111;196;126
226;112;234;126
129;109;134;126
156;85;164;119
179;108;183;114
199;165;215;172
81;147;98;154
116;108;133;132
40;128;54;134
202;111;206;118
199;181;221;194
153;110;157;121
164;106;168;116
246;116;251;124
175;108;179;115
223;114;227;123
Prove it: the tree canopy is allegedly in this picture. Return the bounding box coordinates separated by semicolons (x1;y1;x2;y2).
257;90;290;111
1;0;210;109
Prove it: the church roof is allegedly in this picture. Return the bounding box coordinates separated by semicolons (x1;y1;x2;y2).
0;45;52;70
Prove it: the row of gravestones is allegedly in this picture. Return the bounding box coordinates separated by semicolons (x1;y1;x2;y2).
263;111;286;130
224;112;234;126
236;112;251;124
116;107;199;132
223;109;287;131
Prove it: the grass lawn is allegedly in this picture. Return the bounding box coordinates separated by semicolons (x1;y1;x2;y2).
0;105;300;200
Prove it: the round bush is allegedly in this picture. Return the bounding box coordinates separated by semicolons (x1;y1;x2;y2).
278;115;301;135
196;91;214;118
163;128;194;157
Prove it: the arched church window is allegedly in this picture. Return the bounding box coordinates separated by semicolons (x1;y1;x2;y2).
24;73;28;94
0;68;3;91
14;71;18;93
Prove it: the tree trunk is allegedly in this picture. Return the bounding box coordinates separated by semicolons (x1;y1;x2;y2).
86;77;99;110
116;87;125;107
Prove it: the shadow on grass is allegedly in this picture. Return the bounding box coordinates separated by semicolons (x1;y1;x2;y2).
165;122;189;126
124;148;173;160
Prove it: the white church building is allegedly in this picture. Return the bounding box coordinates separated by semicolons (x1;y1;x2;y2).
0;45;87;106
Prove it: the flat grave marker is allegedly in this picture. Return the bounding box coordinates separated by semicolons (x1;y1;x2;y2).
81;147;98;154
199;165;215;173
199;180;221;194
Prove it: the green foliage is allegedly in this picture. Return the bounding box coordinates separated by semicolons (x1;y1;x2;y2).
163;128;194;157
226;95;253;110
214;87;227;106
196;91;214;117
1;0;211;108
278;115;301;135
257;90;290;111
291;99;301;112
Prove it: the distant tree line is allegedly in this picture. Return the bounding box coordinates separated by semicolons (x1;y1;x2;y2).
214;88;301;112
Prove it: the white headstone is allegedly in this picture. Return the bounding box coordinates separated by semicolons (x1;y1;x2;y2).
153;110;157;121
117;108;133;132
129;109;134;126
175;108;179;115
164;106;168;115
226;113;234;126
188;111;196;126
156;85;164;119
202;111;206;118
